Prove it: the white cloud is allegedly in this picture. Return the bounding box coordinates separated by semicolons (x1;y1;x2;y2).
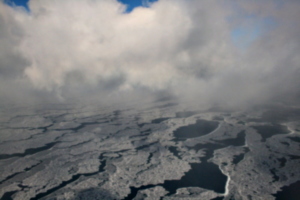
1;0;300;108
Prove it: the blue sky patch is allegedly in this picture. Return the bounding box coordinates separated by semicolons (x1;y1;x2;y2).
4;0;29;10
4;0;158;13
231;17;277;49
118;0;158;13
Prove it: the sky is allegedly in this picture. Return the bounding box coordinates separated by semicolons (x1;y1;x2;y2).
0;0;300;109
4;0;29;9
5;0;258;48
4;0;159;12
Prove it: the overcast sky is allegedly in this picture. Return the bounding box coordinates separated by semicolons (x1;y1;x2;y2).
1;0;300;109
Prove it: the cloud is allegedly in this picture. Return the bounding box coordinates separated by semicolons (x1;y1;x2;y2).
0;0;300;108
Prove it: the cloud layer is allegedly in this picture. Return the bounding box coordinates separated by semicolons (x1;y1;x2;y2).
1;0;300;108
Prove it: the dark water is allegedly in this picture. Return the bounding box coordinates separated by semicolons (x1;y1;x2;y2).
168;146;181;159
1;191;17;200
216;131;246;146
166;131;246;196
280;141;290;146
232;147;249;165
163;162;227;194
193;143;224;161
124;138;234;199
123;185;158;200
193;131;246;160
237;121;245;125
176;111;198;118
74;188;117;200
135;142;158;151
0;142;57;160
232;154;245;165
252;124;289;142
151;117;170;124
164;127;248;197
277;157;287;168
289;155;300;160
274;180;300;200
146;153;153;164
288;136;300;143
124;129;246;199
270;168;280;182
123;160;227;200
173;119;219;141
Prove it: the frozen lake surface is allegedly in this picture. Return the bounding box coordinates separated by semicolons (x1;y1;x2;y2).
0;100;300;200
